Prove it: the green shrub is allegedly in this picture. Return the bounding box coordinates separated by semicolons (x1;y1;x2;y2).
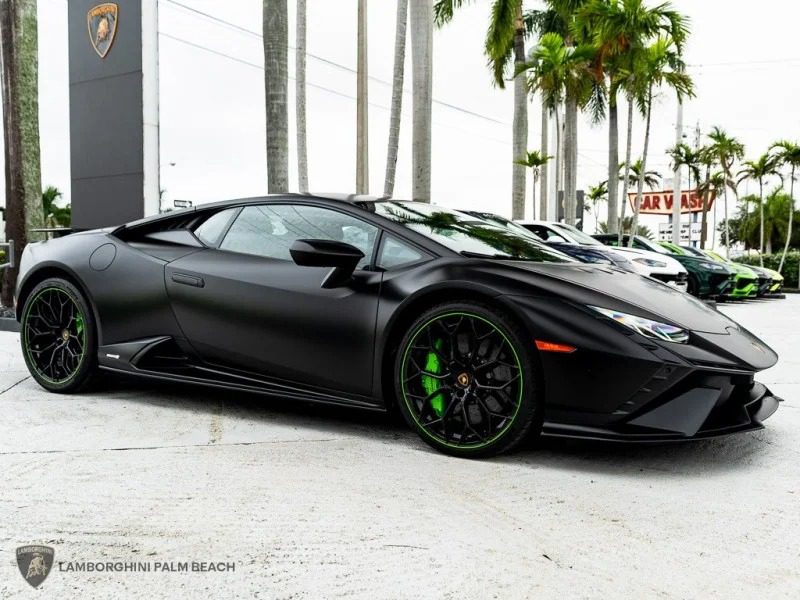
737;251;800;288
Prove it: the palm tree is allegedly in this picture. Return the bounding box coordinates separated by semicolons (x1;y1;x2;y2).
575;0;689;236
410;0;433;202
628;36;693;247
384;0;408;197
707;127;744;256
295;0;308;192
0;0;44;308
697;145;717;249
770;140;800;272
599;216;653;238
618;159;661;190
585;181;607;232
434;0;530;219
734;190;792;253
356;0;369;193
41;185;70;228
263;0;289;193
518;32;594;225
667;142;702;195
514;150;552;219
738;153;780;265
696;171;726;249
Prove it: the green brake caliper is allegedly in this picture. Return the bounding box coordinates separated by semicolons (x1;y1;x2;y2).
421;338;445;417
75;313;85;339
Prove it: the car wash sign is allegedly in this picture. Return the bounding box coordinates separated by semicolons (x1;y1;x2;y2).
628;190;714;215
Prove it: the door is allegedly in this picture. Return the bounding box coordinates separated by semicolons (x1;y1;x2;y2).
165;203;382;397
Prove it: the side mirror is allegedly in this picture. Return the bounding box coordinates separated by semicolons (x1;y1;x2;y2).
290;239;364;288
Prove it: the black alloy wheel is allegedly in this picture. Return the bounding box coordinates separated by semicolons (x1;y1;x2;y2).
395;301;541;458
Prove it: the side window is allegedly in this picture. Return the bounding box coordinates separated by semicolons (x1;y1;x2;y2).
378;236;425;270
194;208;238;246
219;204;379;269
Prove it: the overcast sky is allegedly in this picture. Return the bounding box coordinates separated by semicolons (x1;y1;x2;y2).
9;0;800;232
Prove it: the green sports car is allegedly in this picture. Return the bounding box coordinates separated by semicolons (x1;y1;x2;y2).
703;250;784;296
664;244;758;299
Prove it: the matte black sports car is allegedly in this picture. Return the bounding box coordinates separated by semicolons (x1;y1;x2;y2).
14;194;781;457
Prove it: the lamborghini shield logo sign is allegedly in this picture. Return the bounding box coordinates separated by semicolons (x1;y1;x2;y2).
16;545;54;589
87;3;119;58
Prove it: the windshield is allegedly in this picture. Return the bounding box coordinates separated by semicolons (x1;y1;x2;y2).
370;202;576;263
680;245;705;258
551;222;603;246
633;236;670;254
471;213;547;241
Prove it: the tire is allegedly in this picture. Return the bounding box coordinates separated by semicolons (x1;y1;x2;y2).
687;275;699;297
20;277;97;393
394;301;542;458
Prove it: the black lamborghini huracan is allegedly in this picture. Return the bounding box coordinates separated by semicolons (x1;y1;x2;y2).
15;194;781;457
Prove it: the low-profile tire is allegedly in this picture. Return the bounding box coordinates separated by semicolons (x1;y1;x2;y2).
394;301;542;458
687;275;699;297
20;277;97;393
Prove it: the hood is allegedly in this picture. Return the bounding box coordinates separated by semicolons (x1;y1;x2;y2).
499;262;735;334
671;254;734;274
608;247;687;273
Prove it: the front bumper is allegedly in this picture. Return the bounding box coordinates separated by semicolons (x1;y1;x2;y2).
755;276;772;297
726;276;757;298
543;380;781;442
651;272;688;293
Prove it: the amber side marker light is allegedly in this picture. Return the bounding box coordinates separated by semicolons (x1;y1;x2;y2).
535;340;577;353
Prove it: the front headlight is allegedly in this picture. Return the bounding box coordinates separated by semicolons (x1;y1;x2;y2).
589;306;689;343
632;257;667;268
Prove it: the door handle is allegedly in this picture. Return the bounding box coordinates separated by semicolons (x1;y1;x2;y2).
171;272;205;288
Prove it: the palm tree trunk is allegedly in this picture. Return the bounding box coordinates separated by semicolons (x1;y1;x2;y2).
711;187;717;250
295;0;308;192
563;95;578;225
0;0;43;308
606;96;619;234
629;88;653;247
723;179;731;258
539;106;549;219
384;0;408;197
699;162;711;249
356;0;369;194
532;172;537;220
554;106;562;219
618;97;634;242
759;177;765;266
778;165;795;273
410;0;432;202
511;2;527;220
263;0;289;193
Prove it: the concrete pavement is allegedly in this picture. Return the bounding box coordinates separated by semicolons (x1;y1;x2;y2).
1;297;798;598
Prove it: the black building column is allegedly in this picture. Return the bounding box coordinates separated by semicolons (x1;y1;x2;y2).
68;1;159;229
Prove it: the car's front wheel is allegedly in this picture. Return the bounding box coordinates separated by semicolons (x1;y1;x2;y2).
394;301;542;458
20;277;97;393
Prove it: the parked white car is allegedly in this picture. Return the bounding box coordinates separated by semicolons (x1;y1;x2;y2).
515;220;689;293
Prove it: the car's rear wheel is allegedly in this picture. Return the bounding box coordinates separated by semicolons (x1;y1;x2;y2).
20;278;97;393
394;301;542;458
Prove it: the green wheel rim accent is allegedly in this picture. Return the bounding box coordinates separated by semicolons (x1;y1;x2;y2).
421;338;445;417
22;287;88;385
401;312;524;449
